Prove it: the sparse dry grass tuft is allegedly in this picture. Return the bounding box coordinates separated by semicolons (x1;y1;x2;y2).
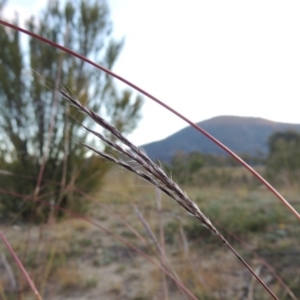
56;266;82;290
0;175;299;299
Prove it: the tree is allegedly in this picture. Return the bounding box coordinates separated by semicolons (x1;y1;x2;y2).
0;0;143;221
266;131;300;185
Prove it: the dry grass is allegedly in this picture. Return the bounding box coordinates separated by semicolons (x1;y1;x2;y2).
60;89;289;299
0;19;299;300
0;167;299;299
0;148;299;299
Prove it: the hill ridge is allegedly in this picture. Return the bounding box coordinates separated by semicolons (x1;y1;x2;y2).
142;115;300;163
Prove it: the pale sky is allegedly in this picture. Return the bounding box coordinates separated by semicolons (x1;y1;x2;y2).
3;0;300;145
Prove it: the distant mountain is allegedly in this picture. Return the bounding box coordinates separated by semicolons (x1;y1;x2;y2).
142;116;300;163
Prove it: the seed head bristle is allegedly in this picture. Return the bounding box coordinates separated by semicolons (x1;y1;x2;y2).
61;90;218;233
60;89;279;300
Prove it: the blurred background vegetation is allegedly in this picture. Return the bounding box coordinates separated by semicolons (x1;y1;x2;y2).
0;0;299;224
0;0;143;222
165;130;300;189
0;1;300;298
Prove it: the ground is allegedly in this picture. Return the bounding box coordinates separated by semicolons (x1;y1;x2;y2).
0;167;299;300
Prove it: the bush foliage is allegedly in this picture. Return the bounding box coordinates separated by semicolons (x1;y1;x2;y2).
0;0;143;221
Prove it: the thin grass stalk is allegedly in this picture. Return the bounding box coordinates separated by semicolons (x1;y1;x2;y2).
248;266;262;300
0;21;296;296
0;169;164;259
0;170;296;298
0;19;299;222
219;225;298;300
155;188;169;300
155;188;166;255
32;49;62;201
91;147;280;298
61;92;279;300
134;205;163;255
178;224;208;288
0;231;43;300
172;217;209;294
20;220;33;294
0;280;8;300
3;162;167;250
0;188;199;300
0;184;187;298
70;182;175;264
39;245;56;298
0;167;192;296
134;206;168;300
134;205;189;300
56;21;72;218
178;223;190;258
132;205;182;290
134;204;181;277
11;190;57;285
1;168;296;298
1;253;17;291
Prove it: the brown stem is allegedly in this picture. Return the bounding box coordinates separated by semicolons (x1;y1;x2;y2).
0;231;43;300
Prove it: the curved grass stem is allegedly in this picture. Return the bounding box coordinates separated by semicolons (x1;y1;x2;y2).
0;19;298;222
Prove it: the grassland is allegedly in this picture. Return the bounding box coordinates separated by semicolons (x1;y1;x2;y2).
0;166;299;300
